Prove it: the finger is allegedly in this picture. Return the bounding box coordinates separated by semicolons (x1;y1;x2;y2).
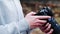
34;16;51;19
31;23;40;29
35;19;47;24
34;23;41;25
28;12;36;15
44;24;51;33
47;29;53;34
33;23;42;27
44;23;49;29
41;23;49;30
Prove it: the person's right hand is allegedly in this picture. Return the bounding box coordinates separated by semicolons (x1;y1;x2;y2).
25;12;51;29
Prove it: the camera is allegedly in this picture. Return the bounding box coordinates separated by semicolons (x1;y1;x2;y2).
35;7;60;34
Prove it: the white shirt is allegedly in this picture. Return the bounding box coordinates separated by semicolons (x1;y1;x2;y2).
0;0;29;34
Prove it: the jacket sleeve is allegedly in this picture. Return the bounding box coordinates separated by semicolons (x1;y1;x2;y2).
0;18;29;34
0;0;30;34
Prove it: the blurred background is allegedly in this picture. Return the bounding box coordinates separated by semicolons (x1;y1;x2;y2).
20;0;60;34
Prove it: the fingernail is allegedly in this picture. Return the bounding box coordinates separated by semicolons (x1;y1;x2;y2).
49;16;51;18
51;29;54;31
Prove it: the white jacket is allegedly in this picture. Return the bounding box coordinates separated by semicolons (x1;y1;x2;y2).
0;0;29;34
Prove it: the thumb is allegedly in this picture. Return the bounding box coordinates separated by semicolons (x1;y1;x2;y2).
28;12;36;16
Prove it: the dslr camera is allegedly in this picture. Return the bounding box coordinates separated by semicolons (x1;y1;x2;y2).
35;7;60;34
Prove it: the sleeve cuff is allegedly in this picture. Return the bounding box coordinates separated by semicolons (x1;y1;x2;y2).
17;18;30;32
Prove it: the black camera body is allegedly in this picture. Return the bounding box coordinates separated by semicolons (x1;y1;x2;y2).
35;7;60;34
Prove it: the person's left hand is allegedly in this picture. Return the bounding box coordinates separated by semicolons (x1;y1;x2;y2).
40;23;53;34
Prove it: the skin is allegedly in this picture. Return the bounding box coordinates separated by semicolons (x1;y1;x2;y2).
25;12;53;34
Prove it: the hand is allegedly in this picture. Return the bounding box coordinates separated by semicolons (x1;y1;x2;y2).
25;12;51;29
40;23;53;34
